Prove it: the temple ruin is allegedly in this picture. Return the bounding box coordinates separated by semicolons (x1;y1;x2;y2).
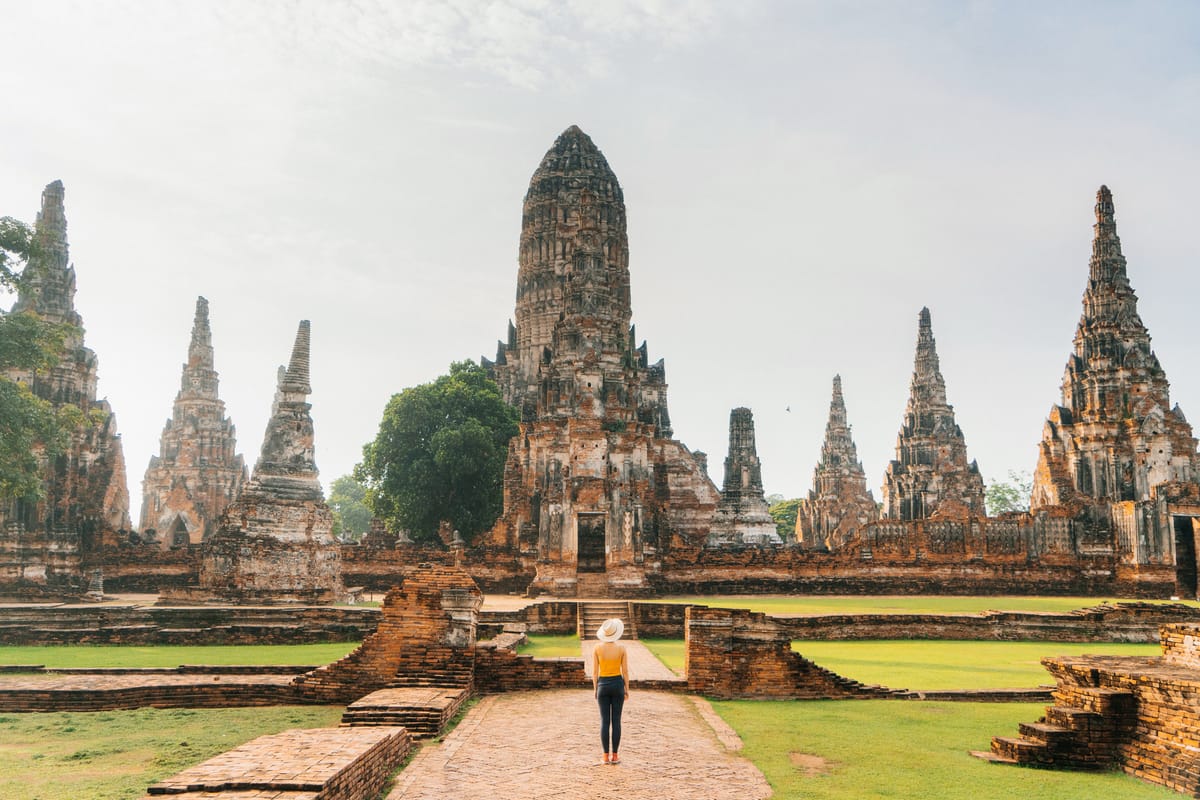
170;320;343;603
1031;186;1200;593
708;407;780;545
482;125;720;596
796;375;878;551
139;297;246;548
0;181;130;596
881;307;985;520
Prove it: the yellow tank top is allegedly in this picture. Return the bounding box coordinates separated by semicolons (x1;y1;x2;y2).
597;645;624;677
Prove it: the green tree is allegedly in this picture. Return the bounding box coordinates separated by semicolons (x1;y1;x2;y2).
328;473;372;541
0;217;79;501
356;361;519;545
768;497;802;542
985;469;1033;516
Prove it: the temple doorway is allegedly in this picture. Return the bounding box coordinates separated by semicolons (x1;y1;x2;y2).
577;514;606;573
1174;516;1199;599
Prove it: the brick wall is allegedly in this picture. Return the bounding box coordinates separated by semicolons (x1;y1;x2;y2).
0;604;378;646
294;564;482;704
684;605;899;700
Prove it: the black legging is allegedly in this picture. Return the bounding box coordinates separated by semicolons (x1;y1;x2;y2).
597;676;625;753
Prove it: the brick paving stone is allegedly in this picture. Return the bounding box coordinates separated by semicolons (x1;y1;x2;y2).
386;689;770;800
145;726;410;798
580;640;680;682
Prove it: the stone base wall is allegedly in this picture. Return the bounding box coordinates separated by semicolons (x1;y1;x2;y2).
0;674;307;713
778;602;1200;643
46;540;1182;599
0;605;377;646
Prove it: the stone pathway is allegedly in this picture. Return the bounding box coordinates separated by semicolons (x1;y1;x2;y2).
386;689;771;800
580;639;681;681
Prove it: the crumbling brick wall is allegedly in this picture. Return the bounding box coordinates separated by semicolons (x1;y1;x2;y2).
684;605;897;699
293;564;482;704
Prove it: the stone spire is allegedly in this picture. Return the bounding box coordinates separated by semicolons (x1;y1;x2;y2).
797;376;878;550
195;319;341;603
1032;186;1197;511
252;320;320;499
709;408;780;545
480;127;720;594
13;181;82;328
881;308;984;520
0;181;130;597
139;297;247;547
487;125;647;421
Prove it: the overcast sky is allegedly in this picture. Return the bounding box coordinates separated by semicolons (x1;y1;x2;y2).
2;1;1198;512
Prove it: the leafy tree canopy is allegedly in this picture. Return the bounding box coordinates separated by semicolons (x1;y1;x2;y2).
768;497;802;542
985;470;1033;516
328;473;372;541
356;361;519;545
0;216;81;501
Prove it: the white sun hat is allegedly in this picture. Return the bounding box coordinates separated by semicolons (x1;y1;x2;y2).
596;618;624;642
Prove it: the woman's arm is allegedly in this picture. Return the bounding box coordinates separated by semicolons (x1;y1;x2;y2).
621;646;630;697
592;646;600;694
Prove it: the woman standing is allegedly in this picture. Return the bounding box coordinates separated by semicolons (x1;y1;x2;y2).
593;618;630;765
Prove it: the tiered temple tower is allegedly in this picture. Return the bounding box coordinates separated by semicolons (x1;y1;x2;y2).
0;181;130;594
483;126;719;595
191;321;343;603
709;408;780;545
139;297;247;548
881;308;985;520
1031;186;1199;578
797;376;878;550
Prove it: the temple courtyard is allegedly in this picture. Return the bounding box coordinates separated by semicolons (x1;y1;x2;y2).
1;592;1194;800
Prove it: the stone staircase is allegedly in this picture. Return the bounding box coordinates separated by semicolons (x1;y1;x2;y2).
578;601;638;640
976;686;1136;769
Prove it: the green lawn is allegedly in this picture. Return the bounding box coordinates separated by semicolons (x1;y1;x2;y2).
517;634;583;658
659;594;1196;615
0;705;344;800
642;637;685;674
0;643;359;669
711;699;1176;800
513;636;1160;691
794;640;1160;691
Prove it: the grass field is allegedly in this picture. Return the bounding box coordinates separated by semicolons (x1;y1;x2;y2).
518;634;585;658
711;699;1177;800
533;635;1159;690
793;640;1160;691
0;705;344;800
0;643;359;669
657;594;1197;615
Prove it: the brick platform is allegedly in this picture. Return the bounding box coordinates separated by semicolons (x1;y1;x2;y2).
143;726;411;799
341;687;469;738
980;622;1200;795
0;671;304;712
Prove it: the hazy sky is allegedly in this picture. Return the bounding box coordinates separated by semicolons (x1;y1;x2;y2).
2;1;1198;512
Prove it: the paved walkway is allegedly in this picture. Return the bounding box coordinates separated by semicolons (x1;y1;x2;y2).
386;689;771;800
580;640;681;681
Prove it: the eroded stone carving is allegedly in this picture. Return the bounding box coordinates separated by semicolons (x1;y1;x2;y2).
797;376;879;550
483;126;719;595
0;181;131;596
188;321;343;603
1031;186;1200;574
139;297;247;548
708;408;780;545
881;307;985;520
